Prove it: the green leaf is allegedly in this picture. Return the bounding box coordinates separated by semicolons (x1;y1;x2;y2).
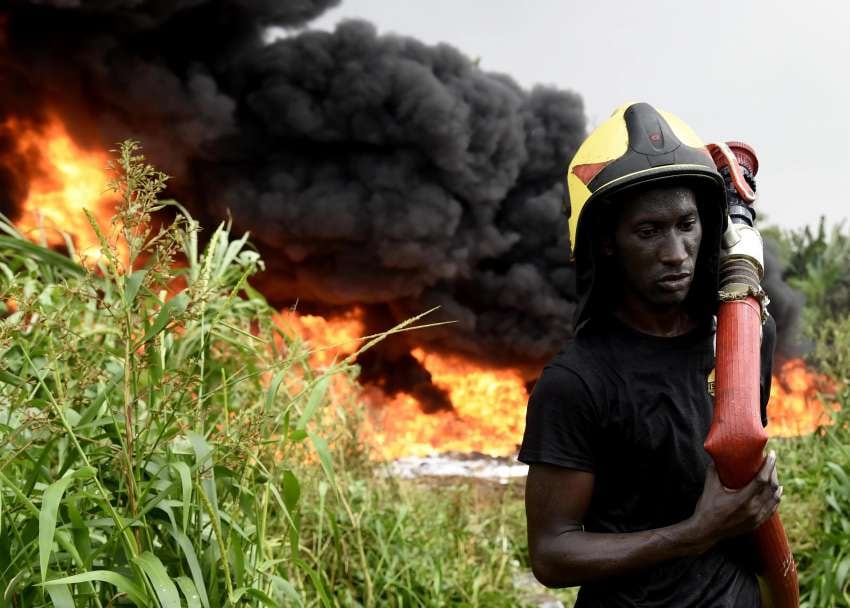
837;556;850;592
282;470;300;513
827;461;850;485
41;570;147;606
186;430;212;468
827;493;842;513
134;551;180;608
45;583;75;608
124;269;148;306
186;430;219;522
268;574;304;607
0;370;24;387
293;557;333;608
175;576;202;608
308;432;335;485
0;235;84;274
40;470;93;584
137;291;189;346
214;232;251;281
230;530;245;587
288;429;308;443
166;527;210;608
297;377;329;430
265;369;287;411
66;501;92;566
169;461;193;533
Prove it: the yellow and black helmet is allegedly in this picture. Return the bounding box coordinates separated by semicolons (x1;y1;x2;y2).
566;102;726;258
566;102;728;329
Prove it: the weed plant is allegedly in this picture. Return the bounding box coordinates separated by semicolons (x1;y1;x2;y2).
0;142;546;607
0;141;375;606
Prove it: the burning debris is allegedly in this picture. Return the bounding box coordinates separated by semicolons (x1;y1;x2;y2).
0;0;816;457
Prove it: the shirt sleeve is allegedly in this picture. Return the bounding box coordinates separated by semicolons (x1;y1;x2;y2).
760;314;777;427
517;364;599;471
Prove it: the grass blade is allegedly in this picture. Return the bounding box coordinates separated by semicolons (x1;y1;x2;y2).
175;576;202;608
39;467;97;583
308;432;335;486
41;570;147;606
168;461;193;533
136;291;188;346
134;551;180;608
123;269;148;305
45;583;75;608
297;377;329;430
166;527;210;608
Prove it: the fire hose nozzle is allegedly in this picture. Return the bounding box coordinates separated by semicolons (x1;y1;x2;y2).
707;141;758;204
710;140;766;296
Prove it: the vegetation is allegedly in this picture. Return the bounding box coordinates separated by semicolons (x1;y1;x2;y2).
0;145;846;606
0;142;546;607
765;220;850;607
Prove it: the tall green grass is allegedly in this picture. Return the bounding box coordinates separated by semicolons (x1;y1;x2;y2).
764;219;850;607
0;142;548;607
0;141;374;606
773;403;850;607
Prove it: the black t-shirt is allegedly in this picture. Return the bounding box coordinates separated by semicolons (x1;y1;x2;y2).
519;314;776;608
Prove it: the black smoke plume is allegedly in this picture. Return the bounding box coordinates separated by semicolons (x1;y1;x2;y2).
0;0;803;403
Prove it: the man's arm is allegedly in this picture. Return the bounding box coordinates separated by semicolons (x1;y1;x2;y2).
525;452;781;588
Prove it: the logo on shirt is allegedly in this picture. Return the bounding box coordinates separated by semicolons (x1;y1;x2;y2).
707;368;716;397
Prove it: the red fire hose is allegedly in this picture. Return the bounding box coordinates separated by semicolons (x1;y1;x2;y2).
703;142;799;607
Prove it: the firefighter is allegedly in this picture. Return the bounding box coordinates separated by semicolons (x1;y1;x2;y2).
519;103;781;606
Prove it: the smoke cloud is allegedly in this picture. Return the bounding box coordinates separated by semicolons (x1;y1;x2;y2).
0;0;803;390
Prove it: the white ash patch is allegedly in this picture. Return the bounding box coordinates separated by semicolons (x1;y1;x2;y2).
387;453;528;483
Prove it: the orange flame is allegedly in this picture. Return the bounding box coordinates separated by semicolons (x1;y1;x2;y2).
276;310;839;459
272;309;527;458
275;307;365;368
767;358;838;437
4;115;840;459
362;349;527;459
5;113;118;263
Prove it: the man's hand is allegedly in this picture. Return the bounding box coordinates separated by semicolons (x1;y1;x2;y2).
687;450;782;550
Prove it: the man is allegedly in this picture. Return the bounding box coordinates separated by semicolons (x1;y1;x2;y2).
519;103;781;606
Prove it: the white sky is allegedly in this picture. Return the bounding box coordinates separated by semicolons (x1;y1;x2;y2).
310;0;850;230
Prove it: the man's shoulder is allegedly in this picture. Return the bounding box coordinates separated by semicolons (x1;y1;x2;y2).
550;323;616;368
542;334;611;389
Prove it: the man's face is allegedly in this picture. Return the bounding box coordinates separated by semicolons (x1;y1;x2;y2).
610;185;702;309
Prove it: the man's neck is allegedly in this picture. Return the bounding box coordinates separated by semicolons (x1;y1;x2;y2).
613;298;696;338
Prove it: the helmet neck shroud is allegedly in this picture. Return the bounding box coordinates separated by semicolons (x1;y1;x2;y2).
574;177;724;333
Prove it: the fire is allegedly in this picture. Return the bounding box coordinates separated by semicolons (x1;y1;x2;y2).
767;358;838;437
3;114;840;460
4;113;118;263
363;349;527;459
273;308;527;458
276;309;839;459
276;307;366;368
